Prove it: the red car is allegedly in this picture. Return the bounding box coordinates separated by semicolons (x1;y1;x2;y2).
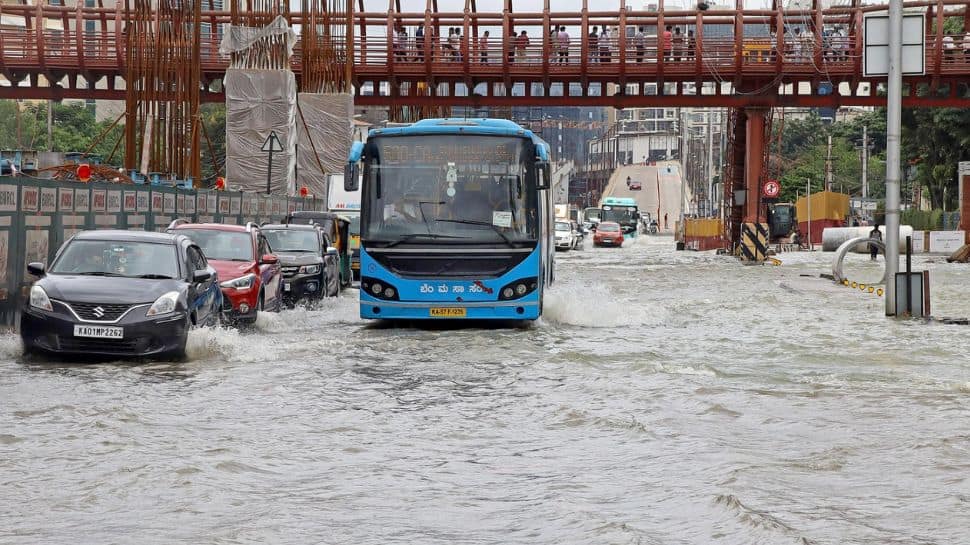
593;221;624;247
629;180;642;191
169;221;283;324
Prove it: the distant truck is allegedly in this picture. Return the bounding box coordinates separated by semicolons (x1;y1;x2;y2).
327;174;362;280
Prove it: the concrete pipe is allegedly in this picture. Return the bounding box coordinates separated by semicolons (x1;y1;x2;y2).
832;236;887;285
821;225;914;252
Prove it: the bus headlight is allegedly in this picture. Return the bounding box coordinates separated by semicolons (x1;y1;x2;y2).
498;277;538;300
361;277;400;301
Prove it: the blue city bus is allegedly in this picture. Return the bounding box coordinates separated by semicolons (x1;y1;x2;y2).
599;196;640;238
344;118;555;321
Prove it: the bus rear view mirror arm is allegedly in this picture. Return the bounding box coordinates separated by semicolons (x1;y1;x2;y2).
344;163;360;192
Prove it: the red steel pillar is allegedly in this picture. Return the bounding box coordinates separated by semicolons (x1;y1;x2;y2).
743;107;767;224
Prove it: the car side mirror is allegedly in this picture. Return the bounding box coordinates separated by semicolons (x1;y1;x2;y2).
326;246;338;255
27;262;46;276
193;270;212;283
260;254;278;265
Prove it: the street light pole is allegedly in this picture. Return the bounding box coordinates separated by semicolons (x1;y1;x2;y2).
884;0;904;316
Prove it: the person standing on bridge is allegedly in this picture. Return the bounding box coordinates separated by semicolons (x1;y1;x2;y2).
479;30;490;65
557;26;570;64
415;24;425;62
600;27;612;63
588;26;599;63
672;26;683;61
869;224;882;261
634;26;646;63
663;25;673;61
515;30;530;64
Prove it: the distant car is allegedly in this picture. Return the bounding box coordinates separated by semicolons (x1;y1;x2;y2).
629;180;642;191
593;221;624;247
20;230;222;359
261;223;340;304
555;220;576;251
169;221;283;325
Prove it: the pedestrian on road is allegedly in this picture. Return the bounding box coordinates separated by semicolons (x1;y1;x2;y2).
626;176;632;188
869;224;882;260
664;212;669;229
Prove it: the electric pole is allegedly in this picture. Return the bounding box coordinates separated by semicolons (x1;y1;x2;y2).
861;125;868;199
825;134;833;192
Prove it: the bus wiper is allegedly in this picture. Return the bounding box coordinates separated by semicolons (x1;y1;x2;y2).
379;233;468;249
434;219;518;247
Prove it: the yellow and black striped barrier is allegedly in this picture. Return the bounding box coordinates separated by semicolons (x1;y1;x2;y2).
740;222;770;262
841;278;884;297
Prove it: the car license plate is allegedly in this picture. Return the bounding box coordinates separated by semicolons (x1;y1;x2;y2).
430;307;467;318
284;282;291;292
73;325;123;339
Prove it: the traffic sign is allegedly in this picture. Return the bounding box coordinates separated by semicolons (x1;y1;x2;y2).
261;131;284;152
763;179;780;199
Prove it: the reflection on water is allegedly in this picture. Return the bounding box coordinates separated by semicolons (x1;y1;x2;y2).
2;235;969;544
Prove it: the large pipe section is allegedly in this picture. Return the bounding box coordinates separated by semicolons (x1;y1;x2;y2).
821;226;914;252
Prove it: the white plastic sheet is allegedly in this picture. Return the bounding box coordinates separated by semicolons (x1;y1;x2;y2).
219;15;297;62
225;69;297;195
296;93;353;199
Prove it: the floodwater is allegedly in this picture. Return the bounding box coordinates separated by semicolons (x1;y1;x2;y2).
2;236;969;545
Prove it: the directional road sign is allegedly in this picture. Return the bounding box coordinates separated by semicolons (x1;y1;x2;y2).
261;131;284;153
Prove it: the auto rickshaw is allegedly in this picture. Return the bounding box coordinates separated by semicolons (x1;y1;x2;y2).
285;211;354;288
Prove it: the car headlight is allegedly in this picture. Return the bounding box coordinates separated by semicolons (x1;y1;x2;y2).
29;285;53;312
147;291;180;317
299;264;321;275
220;273;255;290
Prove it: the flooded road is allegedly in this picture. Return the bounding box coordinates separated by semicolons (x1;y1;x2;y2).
2;236;969;544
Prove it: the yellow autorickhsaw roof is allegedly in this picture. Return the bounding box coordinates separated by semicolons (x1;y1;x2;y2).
795;191;849;223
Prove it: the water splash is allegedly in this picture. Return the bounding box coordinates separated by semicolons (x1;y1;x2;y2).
543;281;666;327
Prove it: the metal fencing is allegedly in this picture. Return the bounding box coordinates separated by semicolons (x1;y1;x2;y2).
0;177;326;326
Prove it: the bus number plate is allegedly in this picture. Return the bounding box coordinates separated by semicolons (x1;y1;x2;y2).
430;307;467;318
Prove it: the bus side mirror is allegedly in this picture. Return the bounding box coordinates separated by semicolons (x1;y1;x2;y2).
344;163;359;192
536;161;550;190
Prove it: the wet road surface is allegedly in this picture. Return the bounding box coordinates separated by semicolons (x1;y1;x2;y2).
2;236;969;544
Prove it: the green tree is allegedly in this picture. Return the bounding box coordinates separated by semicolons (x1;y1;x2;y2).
0;100;125;163
901;107;970;210
199;103;226;182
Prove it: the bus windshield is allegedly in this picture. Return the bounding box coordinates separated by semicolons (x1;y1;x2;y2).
601;205;638;224
361;135;538;246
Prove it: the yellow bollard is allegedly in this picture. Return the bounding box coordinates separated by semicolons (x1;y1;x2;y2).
868;286;875;293
851;281;858;288
859;284;866;291
843;280;850;286
877;288;884;296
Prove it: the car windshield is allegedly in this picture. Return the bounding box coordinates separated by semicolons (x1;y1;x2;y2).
51;240;179;278
263;229;319;252
555;221;571;231
362;135;538;246
179;229;253;261
599;223;620;232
